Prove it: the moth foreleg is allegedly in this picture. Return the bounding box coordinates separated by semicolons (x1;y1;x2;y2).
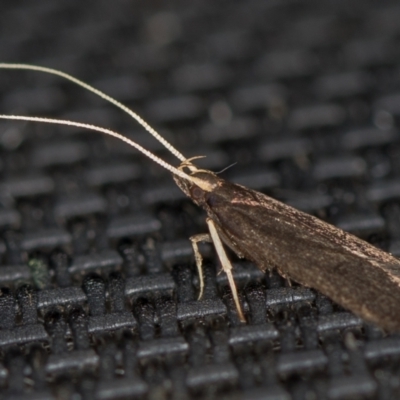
206;218;246;323
190;233;212;300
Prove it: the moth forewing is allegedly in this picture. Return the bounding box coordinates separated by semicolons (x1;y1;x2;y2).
194;175;400;332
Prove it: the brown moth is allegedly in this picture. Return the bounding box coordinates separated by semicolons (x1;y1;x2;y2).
174;168;400;331
1;63;400;330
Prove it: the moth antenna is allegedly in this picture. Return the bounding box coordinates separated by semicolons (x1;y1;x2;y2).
0;63;186;162
0;114;194;182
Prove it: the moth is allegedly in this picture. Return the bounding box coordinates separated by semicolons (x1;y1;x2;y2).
1;63;400;331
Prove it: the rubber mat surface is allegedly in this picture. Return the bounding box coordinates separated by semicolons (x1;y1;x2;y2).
1;0;400;399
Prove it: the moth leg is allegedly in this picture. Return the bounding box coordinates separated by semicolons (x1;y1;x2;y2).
206;218;246;323
277;267;292;286
190;233;212;300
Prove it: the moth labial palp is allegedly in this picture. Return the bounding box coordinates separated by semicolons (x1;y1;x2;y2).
4;63;400;331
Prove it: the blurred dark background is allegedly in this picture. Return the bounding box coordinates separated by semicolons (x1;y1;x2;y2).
1;0;400;399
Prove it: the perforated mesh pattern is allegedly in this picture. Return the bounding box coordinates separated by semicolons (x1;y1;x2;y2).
1;1;400;399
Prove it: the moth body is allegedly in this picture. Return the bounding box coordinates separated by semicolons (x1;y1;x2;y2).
175;167;400;332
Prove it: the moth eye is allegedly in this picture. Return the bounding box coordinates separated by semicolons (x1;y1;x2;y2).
191;186;203;200
206;193;219;207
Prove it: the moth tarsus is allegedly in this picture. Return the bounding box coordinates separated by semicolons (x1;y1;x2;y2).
2;63;400;330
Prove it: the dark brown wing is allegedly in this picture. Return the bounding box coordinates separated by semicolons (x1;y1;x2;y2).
204;179;400;332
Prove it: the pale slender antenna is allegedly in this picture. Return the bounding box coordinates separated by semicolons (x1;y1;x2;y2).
0;115;193;182
0;63;186;162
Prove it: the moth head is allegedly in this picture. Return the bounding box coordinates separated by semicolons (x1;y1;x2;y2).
173;160;219;206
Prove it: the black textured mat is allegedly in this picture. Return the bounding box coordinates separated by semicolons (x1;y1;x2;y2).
1;0;400;399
